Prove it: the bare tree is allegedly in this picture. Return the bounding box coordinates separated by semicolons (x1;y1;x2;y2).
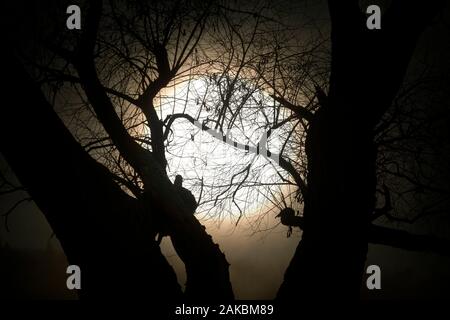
1;0;449;305
174;0;450;302
1;0;235;300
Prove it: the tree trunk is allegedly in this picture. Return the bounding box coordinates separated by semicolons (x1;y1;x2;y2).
277;0;445;303
67;1;234;299
277;106;375;300
0;52;182;300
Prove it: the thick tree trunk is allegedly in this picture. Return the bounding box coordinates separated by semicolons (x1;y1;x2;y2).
277;107;375;300
0;53;182;300
0;48;233;301
67;1;234;300
140;173;234;301
277;0;445;303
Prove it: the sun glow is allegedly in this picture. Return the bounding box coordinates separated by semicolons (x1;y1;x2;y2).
156;76;299;226
157;77;302;296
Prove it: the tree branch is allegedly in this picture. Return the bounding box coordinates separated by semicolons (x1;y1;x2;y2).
71;0;153;177
270;94;314;122
371;184;392;221
278;156;308;199
369;224;450;257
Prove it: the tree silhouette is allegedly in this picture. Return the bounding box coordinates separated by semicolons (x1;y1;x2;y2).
0;0;449;305
177;0;450;302
1;0;233;300
274;0;448;301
